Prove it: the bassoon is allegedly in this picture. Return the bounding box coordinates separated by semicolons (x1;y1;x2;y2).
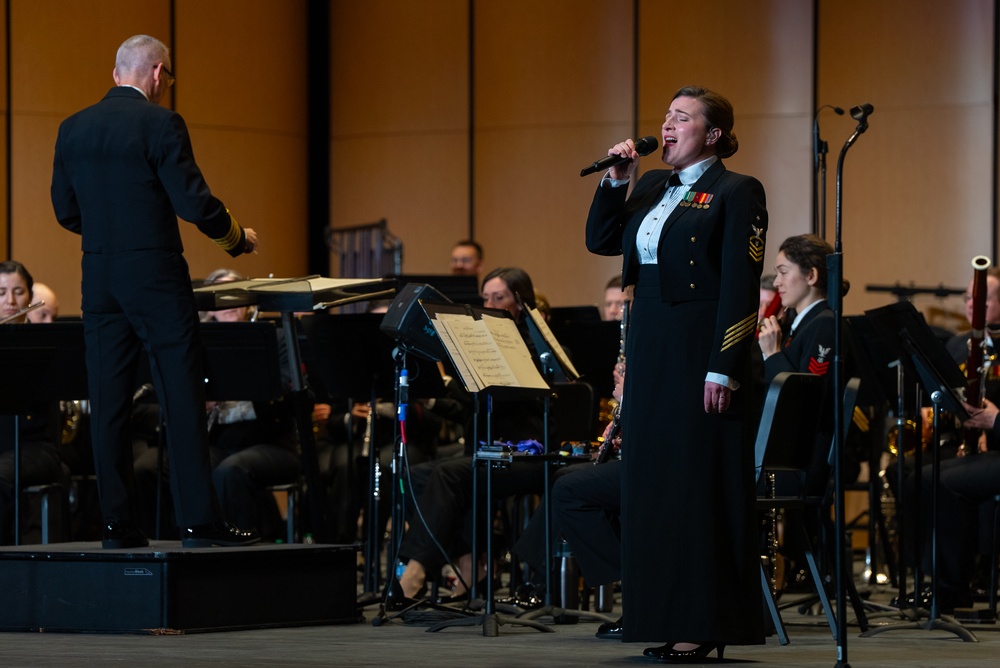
963;255;992;454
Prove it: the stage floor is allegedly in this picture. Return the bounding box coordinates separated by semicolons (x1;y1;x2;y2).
1;577;999;666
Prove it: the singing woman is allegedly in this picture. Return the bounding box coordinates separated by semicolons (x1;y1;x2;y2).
585;86;766;662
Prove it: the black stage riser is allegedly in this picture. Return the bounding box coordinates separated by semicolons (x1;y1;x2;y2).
0;542;362;633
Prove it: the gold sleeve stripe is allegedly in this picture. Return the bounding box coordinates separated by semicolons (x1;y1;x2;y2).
852;406;870;433
212;209;243;252
721;312;758;352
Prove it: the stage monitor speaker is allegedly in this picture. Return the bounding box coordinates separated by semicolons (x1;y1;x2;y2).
380;283;451;361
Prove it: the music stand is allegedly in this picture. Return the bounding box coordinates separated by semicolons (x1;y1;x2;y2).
546;318;620;408
387;274;481;305
0;322;88;545
862;301;978;642
842;315;902;593
195;276;394;543
416;301;553;636
299;311;444;602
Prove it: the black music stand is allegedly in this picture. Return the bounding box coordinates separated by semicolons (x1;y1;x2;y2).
0;323;88;545
862;301;978;642
387;274;481;305
546;318;620;408
515;318;613;627
194;276;394;543
137;321;286;538
416;302;553;636
299;312;444;602
842;315;902;594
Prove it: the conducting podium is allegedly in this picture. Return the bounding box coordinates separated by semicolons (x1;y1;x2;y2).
194;276;393;543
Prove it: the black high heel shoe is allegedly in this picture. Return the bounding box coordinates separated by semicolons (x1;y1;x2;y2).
642;642;726;663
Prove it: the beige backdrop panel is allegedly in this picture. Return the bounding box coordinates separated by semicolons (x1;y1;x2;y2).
818;0;995;325
637;0;815;286
175;0;309;282
473;0;633;308
329;0;470;278
0;4;7;261
10;1;171;314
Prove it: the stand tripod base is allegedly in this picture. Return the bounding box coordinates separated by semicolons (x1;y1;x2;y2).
860;611;979;642
427;612;554;635
517;605;616;625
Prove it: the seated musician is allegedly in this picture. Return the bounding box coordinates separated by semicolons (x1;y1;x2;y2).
896;265;1000;609
511;365;624;637
312;298;470;545
0;261;67;543
26;283;59;323
925;398;1000;612
135;268;301;541
395;267;549;602
756;234;851;591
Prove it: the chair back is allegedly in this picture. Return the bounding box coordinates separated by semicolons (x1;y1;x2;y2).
754;372;825;484
551;381;595;444
826;376;863;468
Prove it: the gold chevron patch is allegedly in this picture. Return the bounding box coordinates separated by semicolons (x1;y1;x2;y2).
748;224;765;263
721;312;757;352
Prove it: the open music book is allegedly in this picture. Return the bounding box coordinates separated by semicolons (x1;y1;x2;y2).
421;303;549;395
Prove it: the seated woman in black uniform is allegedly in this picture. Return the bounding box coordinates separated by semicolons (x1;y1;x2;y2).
757;233;849;589
0;260;66;544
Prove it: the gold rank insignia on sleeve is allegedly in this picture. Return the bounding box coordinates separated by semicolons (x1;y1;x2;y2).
721;311;758;352
748;224;765;263
212;208;244;253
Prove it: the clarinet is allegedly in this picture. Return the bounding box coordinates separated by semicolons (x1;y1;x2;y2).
596;301;628;464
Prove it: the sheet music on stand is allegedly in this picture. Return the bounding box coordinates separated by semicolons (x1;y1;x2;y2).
420;302;550;397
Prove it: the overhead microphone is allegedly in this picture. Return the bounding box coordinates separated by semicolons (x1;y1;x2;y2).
580;136;659;177
850;103;874;132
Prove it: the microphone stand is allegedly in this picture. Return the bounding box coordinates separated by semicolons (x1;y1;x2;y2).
813;105;843;238
828;103;871;668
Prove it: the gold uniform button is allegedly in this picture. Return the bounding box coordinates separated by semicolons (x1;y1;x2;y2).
690;236;697;243
689;260;695;266
690;283;696;289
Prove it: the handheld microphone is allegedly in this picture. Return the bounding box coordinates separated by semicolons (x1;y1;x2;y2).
580;136;659;177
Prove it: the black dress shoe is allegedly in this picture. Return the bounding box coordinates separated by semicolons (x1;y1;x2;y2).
643;642;726;663
595;616;623;640
889;585;973;614
385;578;425;611
102;520;149;549
181;520;260;548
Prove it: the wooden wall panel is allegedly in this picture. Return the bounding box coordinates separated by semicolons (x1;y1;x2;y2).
329;0;470;278
637;0;815;281
0;3;7;261
174;0;309;283
473;0;633;308
818;0;995;323
6;1;309;314
9;1;170;314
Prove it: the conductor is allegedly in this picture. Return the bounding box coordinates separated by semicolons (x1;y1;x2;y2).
50;34;260;549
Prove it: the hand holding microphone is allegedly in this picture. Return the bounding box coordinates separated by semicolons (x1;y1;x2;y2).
581;136;659;178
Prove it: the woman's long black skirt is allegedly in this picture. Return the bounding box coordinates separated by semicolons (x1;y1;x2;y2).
620;266;764;645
